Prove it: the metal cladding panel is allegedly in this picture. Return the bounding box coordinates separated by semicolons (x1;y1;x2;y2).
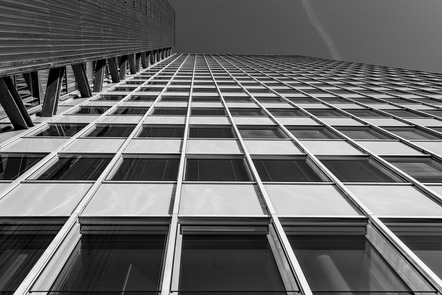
0;0;175;77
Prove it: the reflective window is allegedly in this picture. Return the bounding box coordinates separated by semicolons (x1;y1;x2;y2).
0;154;47;180
320;158;403;182
336;126;393;140
191;108;226;116
384;109;429;118
230;108;266;117
86;125;136;137
189;126;235;138
34;124;87;137
50;233;166;294
254;159;326;182
111;158;180;181
73;106;110;115
307;109;347;117
112;107;149;115
152;108;187;116
129;95;157;101
239;126;287;139
383;127;442;140
178;234;287;294
37;155;111;180
268;108;307;117
0;221;63;293
288;126;340;140
138;126;185;138
384;157;442;183
185;159;252;181
345;109;387;117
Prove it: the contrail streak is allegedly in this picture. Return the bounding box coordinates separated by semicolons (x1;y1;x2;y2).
301;0;342;60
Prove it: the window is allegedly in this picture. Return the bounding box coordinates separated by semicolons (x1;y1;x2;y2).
0;221;63;293
161;95;189;102
111;157;180;181
138;126;185;138
229;108;266;117
112;107;149;115
288;126;340;139
320;158;403;182
307;109;348;117
191;108;226;116
177;234;287;294
73;106;110;115
128;95;157;101
254;158;326;182
336;126;392;140
384;109;429;118
86;125;135;137
152;107;187;116
268;108;307;117
288;234;411;294
238;126;287;139
189;126;235;138
383;127;442;140
192;96;220;102
384;157;442;183
345;109;387;117
34;124;87;137
185;158;252;181
96;95;125;101
223;96;252;103
50;232;166;294
37;155;111;180
0;154;47;180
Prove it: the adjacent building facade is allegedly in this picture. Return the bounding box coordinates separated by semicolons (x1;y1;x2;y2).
1;52;442;294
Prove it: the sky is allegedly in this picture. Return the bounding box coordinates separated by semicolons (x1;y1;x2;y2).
168;0;442;73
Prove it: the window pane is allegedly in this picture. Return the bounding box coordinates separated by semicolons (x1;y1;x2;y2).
288;127;340;139
178;235;287;294
0;154;47;180
152;108;187;116
34;124;87;137
383;127;442;140
307;109;347;117
37;155;111;180
112;158;180;181
74;106;110;115
50;234;166;294
0;222;63;293
288;235;411;293
345;109;387;117
189;127;235;138
384;157;442;183
138;126;185;138
112;107;149;115
230;109;266;117
320;158;402;182
254;159;325;182
336;127;392;140
239;127;287;139
185;159;252;181
191;108;226;116
86;125;135;137
268;109;306;117
129;95;157;101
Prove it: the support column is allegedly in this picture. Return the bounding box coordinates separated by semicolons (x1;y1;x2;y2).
41;67;65;117
118;55;128;80
23;71;40;103
149;51;155;65
128;54;137;74
135;53;141;72
0;77;34;129
72;63;92;98
93;59;107;92
107;57;120;83
141;52;148;68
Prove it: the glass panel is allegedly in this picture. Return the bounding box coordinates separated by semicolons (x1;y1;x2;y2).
307;109;347;117
73;106;110;115
268;109;306;117
178;235;287;294
152;108;187;116
383;127;442;140
138;126;185;138
320;158;403;182
185;159;252;181
112;107;149;115
111;158;180;181
345;109;387;117
288;127;341;140
336;127;392;140
34;124;87;137
50;234;166;294
86;125;135;137
384;157;442;183
0;154;47;180
0;222;62;294
253;159;325;182
191;108;226;116
288;235;411;294
189;127;235;138
239;126;287;139
37;155;111;181
229;109;266;117
129;95;157;101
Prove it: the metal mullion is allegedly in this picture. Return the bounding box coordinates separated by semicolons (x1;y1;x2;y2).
13;54;187;295
162;53;197;295
208;54;313;295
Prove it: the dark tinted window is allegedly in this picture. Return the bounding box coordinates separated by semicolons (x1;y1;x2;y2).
384;157;442;183
34;124;87;137
192;96;220;102
189;127;235;138
385;109;429;118
37;155;111;180
289;127;340;140
138;126;185;138
86;125;135;137
345;109;387;117
129;95;157;101
112;107;149;115
320;158;402;182
74;106;110;115
268;108;306;117
336;127;392;140
383;127;442;140
254;159;325;182
186;159;252;181
230;109;266;117
239;126;287;139
152;108;187;116
0;154;47;180
112;158;180;181
96;95;125;101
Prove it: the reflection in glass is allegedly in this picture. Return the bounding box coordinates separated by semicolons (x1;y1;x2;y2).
0;154;47;180
34;124;87;137
178;235;288;295
289;127;340;140
186;159;252;181
139;126;185;138
50;234;166;295
112;158;180;181
385;157;442;183
189;127;235;138
254;159;325;182
86;125;135;137
288;235;411;294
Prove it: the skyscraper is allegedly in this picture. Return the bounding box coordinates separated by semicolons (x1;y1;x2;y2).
1;52;442;294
